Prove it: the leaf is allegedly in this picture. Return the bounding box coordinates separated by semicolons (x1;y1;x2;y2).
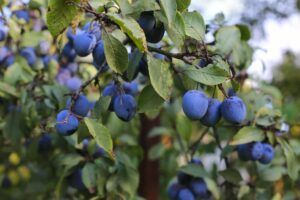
138;85;164;113
219;169;243;184
259;166;285;182
84;118;114;158
7;18;21;41
20;31;46;47
46;0;80;37
107;13;148;52
147;54;173;100
276;138;299;180
179;164;210;178
56;154;84;170
230;127;265;145
176;0;191;11
149;143;166;160
165;12;186;47
3;110;27;143
159;0;177;27
204;178;220;199
92;96;111;119
127;48;143;81
182;11;205;41
215;26;241;55
236;24;251;41
176;114;192;141
82;163;97;189
102;30;129;73
183;60;230;86
0;82;19;98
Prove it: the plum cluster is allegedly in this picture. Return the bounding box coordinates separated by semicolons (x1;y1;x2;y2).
102;81;138;122
182;90;247;126
168;159;210;200
237;142;275;164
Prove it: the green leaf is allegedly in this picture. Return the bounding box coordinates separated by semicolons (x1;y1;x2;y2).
182;11;205;41
107;13;148;52
102;30;129;73
230;126;265;145
204;178;220;199
236;24;251;41
0;82;19;98
176;0;191;11
115;0;158;17
147;54;173;100
180;164;210;178
215;26;241;55
46;0;80;37
84;118;114;158
259;166;285;182
127;48;143;81
7;18;21;41
3;110;27;143
92;96;111;119
219;169;243;184
20;31;46;47
276;138;299;180
82;163;97;189
56;154;84;170
138;85;164;113
165;12;186;47
149;143;166;160
176;114;192;141
159;0;177;27
183;59;230;85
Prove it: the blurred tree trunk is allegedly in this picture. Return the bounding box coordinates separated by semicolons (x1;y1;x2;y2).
138;114;160;200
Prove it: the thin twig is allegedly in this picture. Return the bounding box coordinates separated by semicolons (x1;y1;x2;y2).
218;84;228;98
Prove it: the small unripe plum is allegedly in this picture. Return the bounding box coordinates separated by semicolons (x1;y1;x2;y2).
66;76;82;92
38;134;52;153
167;182;182;200
189;178;208;198
73;32;97;57
113;94;137;121
200;98;222;126
123;81;139;96
20;47;37;66
66;95;90;117
250;142;264;161
259;143;274;164
177;188;195;200
221;96;246;124
55;110;79;136
138;11;156;33
92;40;105;68
62;42;77;62
182;90;209;120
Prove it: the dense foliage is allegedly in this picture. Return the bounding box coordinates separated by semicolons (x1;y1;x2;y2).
0;0;299;199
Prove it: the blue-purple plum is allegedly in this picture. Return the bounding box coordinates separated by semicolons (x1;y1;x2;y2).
73;32;97;57
92;40;105;68
56;69;71;85
237;143;252;161
138;57;148;76
55;110;79;136
67;27;82;44
4;55;15;67
145;22;165;43
20;47;37;66
62;42;77;62
66;76;82;92
103;83;119;111
0;47;9;63
69;169;85;190
182;90;209;120
259;143;274;164
177;172;192;185
251;142;264;161
138;11;156;33
38;134;52;153
66;95;90;117
66;62;78;74
123;81;139;96
199;59;208;68
200;98;222;126
191;158;202;165
13;10;30;22
177;188;195;200
167;182;182;200
189;178;208;198
83;21;101;41
221;96;246;124
93;145;105;158
0;27;7;41
228;88;236;97
113;94;137;121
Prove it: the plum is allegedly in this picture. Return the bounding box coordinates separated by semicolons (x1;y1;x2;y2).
113;94;137;121
221;96;246;124
55;110;79;136
182;90;209;120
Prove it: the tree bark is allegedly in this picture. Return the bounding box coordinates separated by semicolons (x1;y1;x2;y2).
138;114;160;200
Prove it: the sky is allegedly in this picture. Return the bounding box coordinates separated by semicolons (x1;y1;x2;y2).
190;0;300;81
